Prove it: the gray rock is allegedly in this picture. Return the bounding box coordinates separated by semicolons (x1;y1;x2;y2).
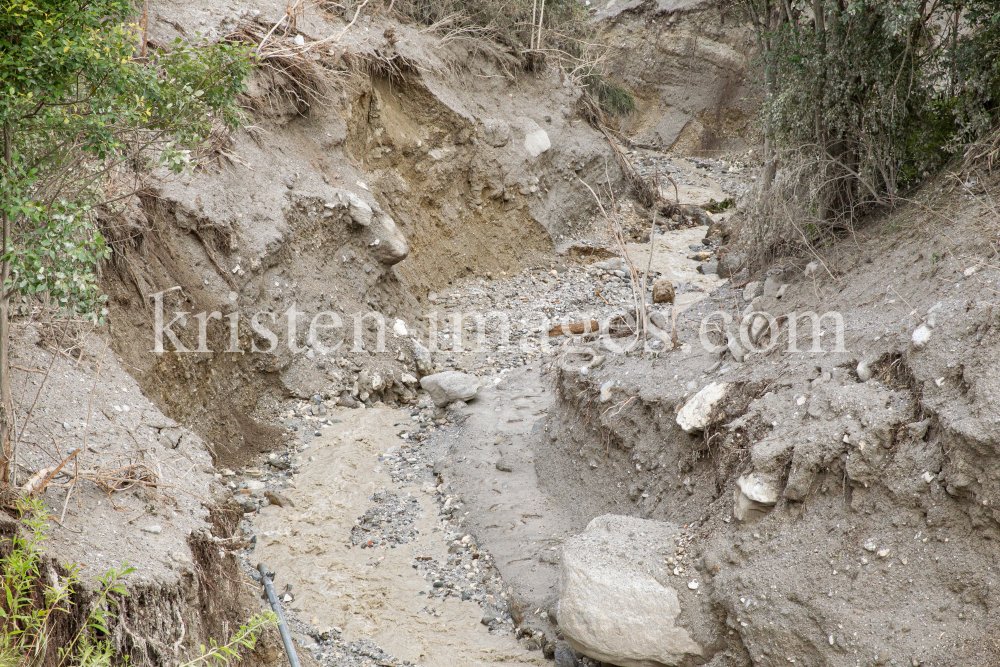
345;192;373;226
412;340;434;376
717;252;745;277
592;257;626;271
495;457;513;472
558;515;703;667
554;641;579;667
420;371;481;407
697;262;718;275
370;212;409;266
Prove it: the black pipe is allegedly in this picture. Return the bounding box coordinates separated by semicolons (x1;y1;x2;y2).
257;562;302;667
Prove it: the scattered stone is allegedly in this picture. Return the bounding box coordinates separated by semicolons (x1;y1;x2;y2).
652;279;675;304
420;371;481;407
495;457;513;472
265;491;294;508
142;525;162;534
558;515;703;667
676;382;729;434
697;262;718;275
349;489;420;547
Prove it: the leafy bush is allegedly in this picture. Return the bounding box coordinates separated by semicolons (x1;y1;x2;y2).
581;73;636;117
0;0;252;482
736;0;1000;260
0;496;275;667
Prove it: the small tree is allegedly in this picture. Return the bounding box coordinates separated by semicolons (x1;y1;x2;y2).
0;0;251;483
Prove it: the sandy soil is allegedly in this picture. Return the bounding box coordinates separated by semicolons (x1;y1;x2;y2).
254;407;545;667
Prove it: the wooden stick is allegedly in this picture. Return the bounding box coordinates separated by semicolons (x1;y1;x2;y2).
22;448;81;496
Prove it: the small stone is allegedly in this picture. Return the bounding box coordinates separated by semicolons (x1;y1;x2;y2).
911;323;932;349
876;548;891;559
393;319;408;337
265;491;294;508
697;262;718;275
495;457;513;472
863;539;877;552
804;261;819;277
857;360;872;382
687;580;699;590
142;525;162;534
599;380;614;403
737;473;779;505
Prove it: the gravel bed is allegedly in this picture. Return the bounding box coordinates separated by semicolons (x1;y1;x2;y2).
350;489;420;548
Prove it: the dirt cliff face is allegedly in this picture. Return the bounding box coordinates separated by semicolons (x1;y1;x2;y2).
595;0;757;154
531;189;1000;664
102;6;626;470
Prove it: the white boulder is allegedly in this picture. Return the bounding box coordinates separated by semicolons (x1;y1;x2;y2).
558;515;703;667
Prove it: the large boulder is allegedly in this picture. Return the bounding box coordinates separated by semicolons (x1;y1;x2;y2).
558;515;703;667
419;371;481;407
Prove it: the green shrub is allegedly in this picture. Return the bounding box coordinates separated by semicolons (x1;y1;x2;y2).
0;496;275;667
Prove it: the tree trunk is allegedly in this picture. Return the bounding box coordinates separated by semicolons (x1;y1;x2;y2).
0;123;13;485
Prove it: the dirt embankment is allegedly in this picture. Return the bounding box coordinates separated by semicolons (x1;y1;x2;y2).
527;185;1000;664
100;1;630;473
594;0;757;154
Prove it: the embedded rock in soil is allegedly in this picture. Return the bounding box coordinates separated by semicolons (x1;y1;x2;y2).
420;371;482;407
676;382;729;433
558;515;703;667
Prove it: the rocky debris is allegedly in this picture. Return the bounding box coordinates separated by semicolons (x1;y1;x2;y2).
652;278;675;304
349;489;419;548
419;371;481;407
676;382;729;433
558;515;703;667
412;532;511;626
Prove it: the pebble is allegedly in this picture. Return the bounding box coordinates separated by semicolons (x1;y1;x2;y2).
142;525;162;534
